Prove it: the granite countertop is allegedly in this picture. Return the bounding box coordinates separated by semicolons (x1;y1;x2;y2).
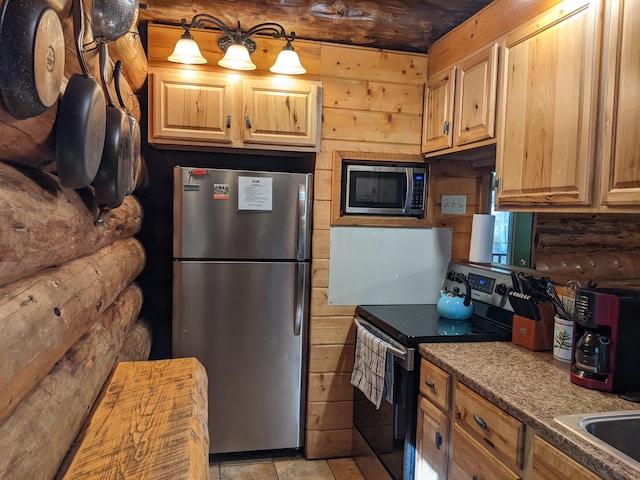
418;342;639;480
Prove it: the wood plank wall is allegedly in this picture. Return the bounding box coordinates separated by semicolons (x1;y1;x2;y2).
308;44;427;459
429;159;490;261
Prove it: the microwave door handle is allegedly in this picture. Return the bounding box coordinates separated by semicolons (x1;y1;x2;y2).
405;169;413;214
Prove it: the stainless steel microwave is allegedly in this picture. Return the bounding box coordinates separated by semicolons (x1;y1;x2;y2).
341;162;427;218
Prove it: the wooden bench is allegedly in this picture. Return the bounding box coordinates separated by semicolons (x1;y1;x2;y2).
56;358;210;480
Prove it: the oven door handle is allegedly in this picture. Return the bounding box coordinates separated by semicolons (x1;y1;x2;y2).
354;317;414;370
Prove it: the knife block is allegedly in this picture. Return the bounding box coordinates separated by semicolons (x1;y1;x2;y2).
511;302;555;351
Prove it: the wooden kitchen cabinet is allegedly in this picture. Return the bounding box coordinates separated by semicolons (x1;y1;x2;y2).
599;0;640;207
454;43;499;147
419;358;451;411
451;423;521;480
495;0;601;208
242;78;321;148
423;42;499;156
454;381;525;470
416;396;449;480
532;435;601;480
416;358;452;480
422;67;456;153
150;69;234;145
149;68;322;151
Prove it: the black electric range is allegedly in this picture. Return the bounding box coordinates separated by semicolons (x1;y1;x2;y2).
352;262;517;480
355;304;512;347
355;262;517;348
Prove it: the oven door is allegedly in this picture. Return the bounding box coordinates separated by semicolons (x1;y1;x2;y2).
352;317;417;480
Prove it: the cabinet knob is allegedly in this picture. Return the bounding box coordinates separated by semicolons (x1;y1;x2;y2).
424;379;435;389
245;116;252;129
443;121;450;135
473;414;488;430
226;115;231;129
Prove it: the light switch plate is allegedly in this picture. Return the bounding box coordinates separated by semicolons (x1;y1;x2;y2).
441;195;467;215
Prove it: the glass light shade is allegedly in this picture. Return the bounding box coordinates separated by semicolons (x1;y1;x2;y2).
167;37;207;64
218;43;256;71
269;48;306;75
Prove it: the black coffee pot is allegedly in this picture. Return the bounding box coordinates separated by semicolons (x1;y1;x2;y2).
574;330;610;375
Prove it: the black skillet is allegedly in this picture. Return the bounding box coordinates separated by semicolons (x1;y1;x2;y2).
113;60;140;195
93;42;130;224
55;0;106;189
0;0;65;119
93;43;131;224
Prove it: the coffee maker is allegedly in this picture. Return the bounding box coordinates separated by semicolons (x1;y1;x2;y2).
571;286;640;393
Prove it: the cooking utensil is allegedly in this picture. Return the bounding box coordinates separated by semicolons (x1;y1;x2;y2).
545;280;573;321
91;0;138;43
55;0;106;188
0;0;65;119
93;42;130;223
113;60;140;195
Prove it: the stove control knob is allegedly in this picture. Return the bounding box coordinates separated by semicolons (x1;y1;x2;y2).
495;283;508;295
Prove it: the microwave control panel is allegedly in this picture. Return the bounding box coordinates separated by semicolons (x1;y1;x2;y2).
410;172;425;208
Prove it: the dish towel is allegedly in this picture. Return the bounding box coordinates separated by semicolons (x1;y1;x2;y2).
351;323;390;409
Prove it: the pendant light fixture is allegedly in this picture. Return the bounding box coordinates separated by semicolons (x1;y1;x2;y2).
167;15;306;75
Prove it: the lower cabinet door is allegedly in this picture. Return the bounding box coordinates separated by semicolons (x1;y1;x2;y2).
532;435;601;480
415;396;449;479
451;423;521;480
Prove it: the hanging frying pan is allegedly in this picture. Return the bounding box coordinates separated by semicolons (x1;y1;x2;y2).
93;41;130;224
113;60;140;195
55;0;106;189
0;0;65;119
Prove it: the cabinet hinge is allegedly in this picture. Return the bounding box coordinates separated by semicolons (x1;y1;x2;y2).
491;176;500;190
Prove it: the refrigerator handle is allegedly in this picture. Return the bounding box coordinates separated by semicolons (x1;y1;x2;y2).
294;263;307;336
296;184;308;261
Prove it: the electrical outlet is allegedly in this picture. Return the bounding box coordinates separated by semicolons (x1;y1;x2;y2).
441;195;467;215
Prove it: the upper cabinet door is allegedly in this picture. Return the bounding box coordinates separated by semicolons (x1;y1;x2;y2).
495;1;601;208
150;70;234;145
600;0;640;206
455;43;499;146
422;67;456;153
243;78;321;148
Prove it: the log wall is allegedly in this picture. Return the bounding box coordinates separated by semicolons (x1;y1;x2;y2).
0;0;149;478
533;213;640;289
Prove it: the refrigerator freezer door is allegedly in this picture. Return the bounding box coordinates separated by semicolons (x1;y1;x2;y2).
174;167;313;260
173;260;309;454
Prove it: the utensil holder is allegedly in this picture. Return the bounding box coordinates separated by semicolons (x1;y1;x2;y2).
511;302;555;351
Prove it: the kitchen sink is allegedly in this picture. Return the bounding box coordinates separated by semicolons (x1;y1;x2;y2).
554;410;640;472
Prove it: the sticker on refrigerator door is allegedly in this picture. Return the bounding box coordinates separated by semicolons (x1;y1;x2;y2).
213;184;230;200
238;177;273;211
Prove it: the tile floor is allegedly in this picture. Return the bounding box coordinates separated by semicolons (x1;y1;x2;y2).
209;454;366;480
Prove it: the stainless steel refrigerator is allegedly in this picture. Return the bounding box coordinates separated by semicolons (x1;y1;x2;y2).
172;166;312;454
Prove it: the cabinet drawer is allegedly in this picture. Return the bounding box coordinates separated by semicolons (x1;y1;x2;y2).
454;382;524;469
532;435;601;480
419;358;451;411
451;423;521;480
